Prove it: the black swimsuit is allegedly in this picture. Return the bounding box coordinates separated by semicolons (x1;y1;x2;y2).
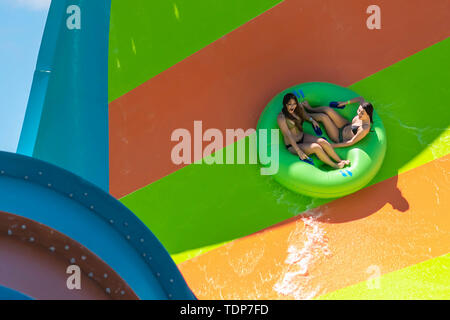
339;123;360;143
285;134;305;149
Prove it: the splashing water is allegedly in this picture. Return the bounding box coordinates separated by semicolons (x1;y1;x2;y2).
273;213;331;300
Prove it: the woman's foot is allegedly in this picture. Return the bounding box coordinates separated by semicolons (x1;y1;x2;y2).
336;160;350;169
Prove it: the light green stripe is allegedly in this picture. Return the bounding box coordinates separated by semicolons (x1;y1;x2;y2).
172;241;231;265
108;0;283;102
121;39;450;263
318;253;450;300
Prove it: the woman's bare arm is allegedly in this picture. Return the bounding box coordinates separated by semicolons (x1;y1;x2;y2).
299;102;320;128
338;96;365;107
302;100;315;112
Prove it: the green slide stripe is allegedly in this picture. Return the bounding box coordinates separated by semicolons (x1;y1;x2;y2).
318;253;450;300
108;0;283;102
349;39;450;184
121;39;450;262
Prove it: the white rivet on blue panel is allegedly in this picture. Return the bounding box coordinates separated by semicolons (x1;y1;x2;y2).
81;255;87;261
29;237;35;242
64;245;70;250
21;225;26;230
49;246;55;252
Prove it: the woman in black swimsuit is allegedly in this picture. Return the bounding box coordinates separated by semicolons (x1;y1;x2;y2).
277;93;350;169
303;97;374;148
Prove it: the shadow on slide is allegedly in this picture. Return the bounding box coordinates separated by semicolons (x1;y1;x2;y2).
313;174;410;224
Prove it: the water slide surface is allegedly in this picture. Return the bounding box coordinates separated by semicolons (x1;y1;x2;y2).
6;0;450;300
120;38;450;260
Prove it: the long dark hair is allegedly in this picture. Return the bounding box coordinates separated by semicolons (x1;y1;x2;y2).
361;102;374;123
282;93;303;124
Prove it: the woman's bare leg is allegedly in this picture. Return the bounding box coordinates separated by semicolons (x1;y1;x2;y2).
309;112;340;143
309;106;349;128
299;142;345;169
303;134;350;166
317;139;344;163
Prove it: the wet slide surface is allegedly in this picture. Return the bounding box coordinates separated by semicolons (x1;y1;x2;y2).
7;0;448;300
110;0;450;198
0;151;195;300
178;154;450;299
120;38;450;260
319;253;450;299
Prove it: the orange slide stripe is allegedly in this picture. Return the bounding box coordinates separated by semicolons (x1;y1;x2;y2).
178;154;450;299
109;0;450;198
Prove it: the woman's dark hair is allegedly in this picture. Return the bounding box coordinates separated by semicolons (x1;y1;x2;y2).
282;93;302;123
362;102;374;123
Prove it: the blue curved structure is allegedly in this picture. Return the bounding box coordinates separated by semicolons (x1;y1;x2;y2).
0;151;195;300
17;0;110;192
0;286;32;300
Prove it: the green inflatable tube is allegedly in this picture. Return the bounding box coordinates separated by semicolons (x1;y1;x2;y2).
256;82;387;198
